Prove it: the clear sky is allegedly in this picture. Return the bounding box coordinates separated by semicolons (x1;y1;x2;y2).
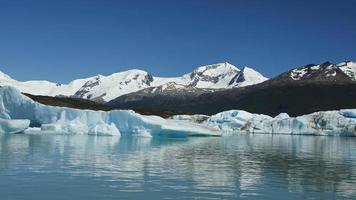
0;0;355;83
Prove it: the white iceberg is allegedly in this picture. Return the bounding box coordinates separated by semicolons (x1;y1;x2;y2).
0;118;30;134
0;86;220;137
204;110;356;136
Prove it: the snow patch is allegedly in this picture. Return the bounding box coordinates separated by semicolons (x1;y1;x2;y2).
291;68;309;80
310;65;320;70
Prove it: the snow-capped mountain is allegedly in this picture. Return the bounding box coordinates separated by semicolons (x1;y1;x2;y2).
107;60;356;116
0;62;268;102
272;61;356;83
185;63;267;88
72;70;155;102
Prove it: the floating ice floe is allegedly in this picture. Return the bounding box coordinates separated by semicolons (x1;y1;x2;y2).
0;86;220;137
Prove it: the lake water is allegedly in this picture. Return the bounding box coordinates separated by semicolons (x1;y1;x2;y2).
0;134;356;200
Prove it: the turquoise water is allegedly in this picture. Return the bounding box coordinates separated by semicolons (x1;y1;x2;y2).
0;134;356;200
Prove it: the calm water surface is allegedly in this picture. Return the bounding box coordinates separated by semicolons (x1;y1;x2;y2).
1;134;356;200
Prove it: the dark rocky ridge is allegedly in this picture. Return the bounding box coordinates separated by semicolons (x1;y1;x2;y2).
24;93;112;111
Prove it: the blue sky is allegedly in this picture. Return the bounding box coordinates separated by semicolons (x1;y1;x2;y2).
0;0;355;83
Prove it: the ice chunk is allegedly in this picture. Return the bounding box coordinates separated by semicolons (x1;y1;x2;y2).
88;123;120;136
0;118;30;134
274;113;290;120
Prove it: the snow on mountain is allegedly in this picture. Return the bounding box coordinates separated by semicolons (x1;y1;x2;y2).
229;66;269;87
1;60;354;103
184;62;240;88
176;62;267;88
272;62;356;83
73;69;155;102
149;82;191;94
107;81;217;106
0;70;91;97
151;62;267;89
0;62;268;102
290;62;339;80
338;61;356;81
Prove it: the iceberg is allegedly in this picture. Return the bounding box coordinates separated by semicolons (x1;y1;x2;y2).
0;118;30;134
204;110;356;136
204;110;272;133
0;86;220;137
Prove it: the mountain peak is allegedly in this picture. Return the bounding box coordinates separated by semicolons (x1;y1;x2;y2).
186;62;241;88
192;62;239;75
320;61;333;67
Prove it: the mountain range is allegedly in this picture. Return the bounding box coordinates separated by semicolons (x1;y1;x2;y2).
0;62;267;102
1;60;355;117
107;61;356;117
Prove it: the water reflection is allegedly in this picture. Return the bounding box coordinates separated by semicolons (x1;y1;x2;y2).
0;134;356;199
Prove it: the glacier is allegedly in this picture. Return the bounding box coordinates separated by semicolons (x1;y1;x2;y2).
0;86;220;137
